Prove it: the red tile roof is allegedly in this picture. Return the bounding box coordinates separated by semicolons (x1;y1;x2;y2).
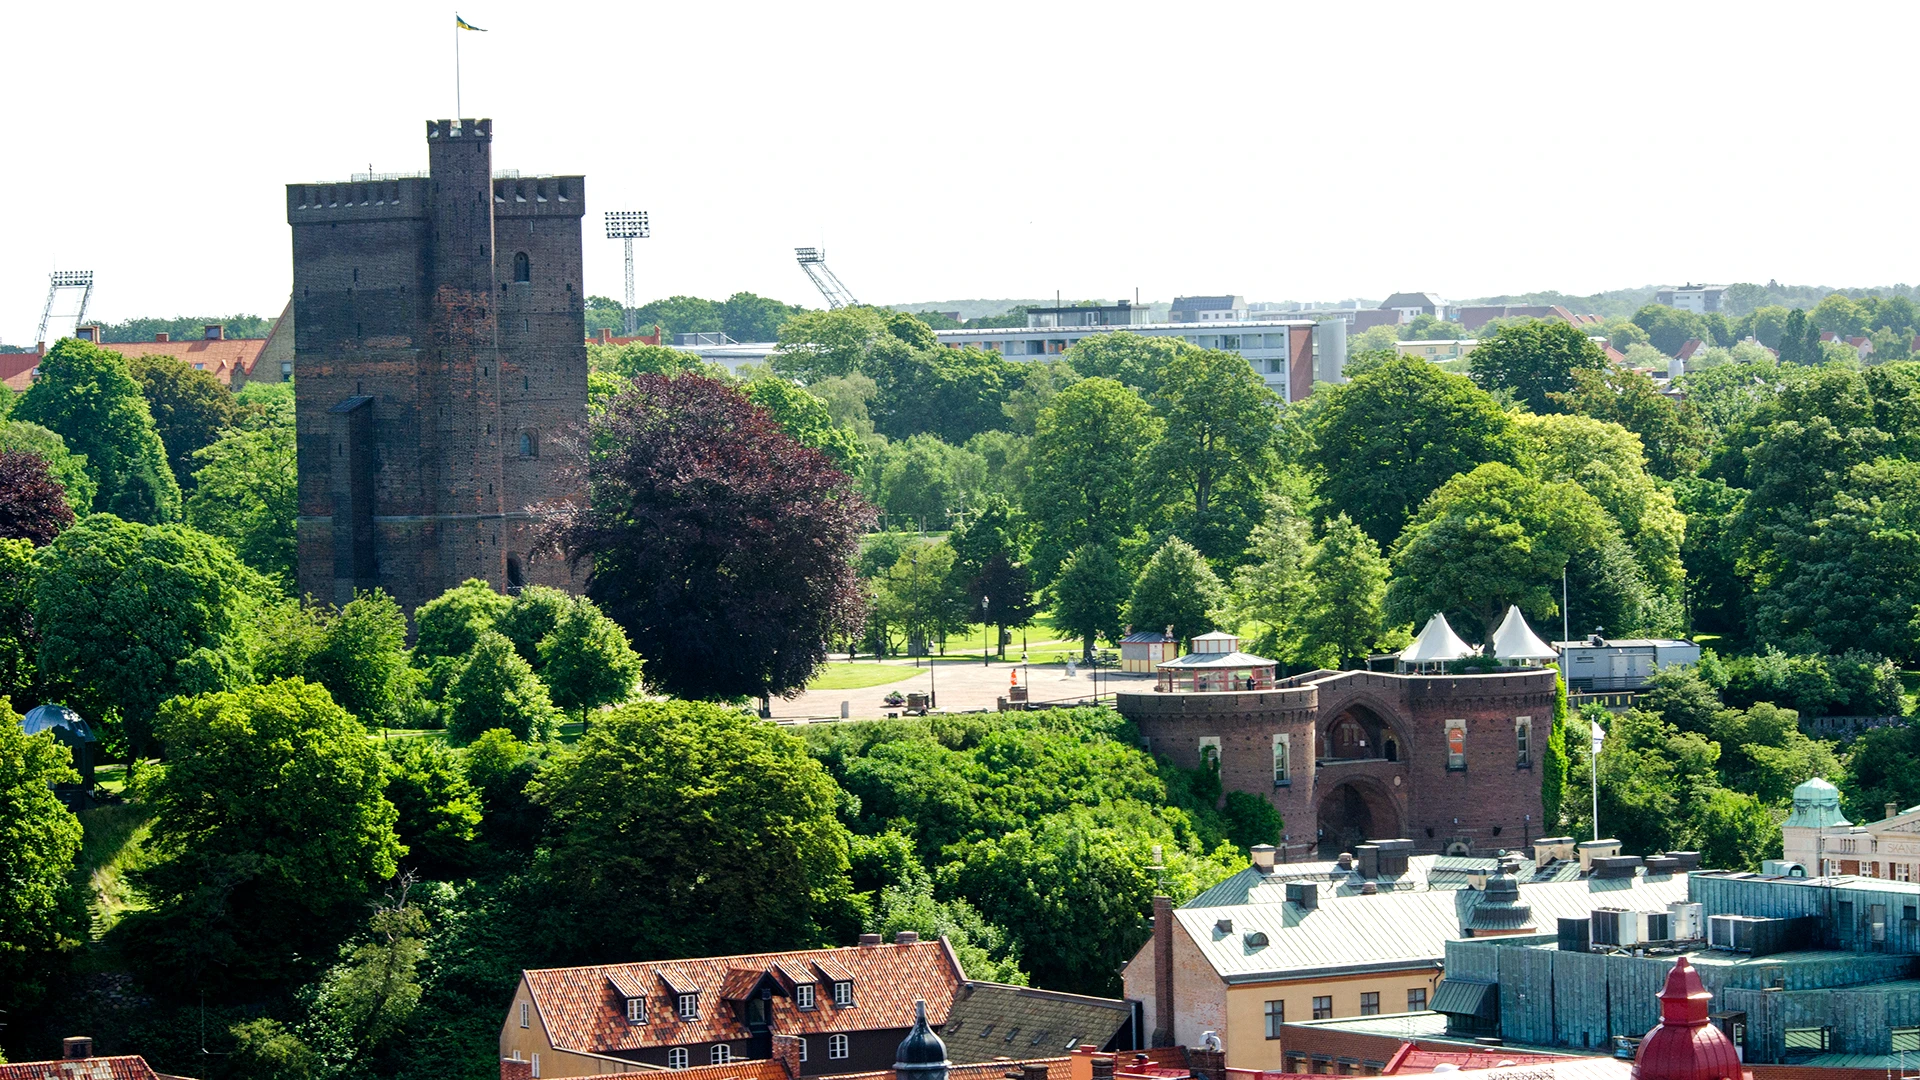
0;1057;165;1080
98;337;266;386
0;353;38;392
830;1058;1072;1080
524;939;966;1056
502;1059;789;1080
1382;1044;1564;1073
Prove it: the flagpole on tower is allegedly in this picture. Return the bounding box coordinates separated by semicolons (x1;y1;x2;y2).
455;13;462;118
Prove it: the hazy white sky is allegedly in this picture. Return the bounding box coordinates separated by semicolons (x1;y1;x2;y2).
2;1;1912;343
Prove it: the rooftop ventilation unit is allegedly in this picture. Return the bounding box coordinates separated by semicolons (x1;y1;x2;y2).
1284;881;1319;910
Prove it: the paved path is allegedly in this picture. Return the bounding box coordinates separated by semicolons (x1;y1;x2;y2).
771;658;1155;722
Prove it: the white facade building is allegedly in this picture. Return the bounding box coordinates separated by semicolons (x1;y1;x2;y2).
1553;635;1700;691
932;319;1341;402
1781;776;1920;881
1654;284;1732;314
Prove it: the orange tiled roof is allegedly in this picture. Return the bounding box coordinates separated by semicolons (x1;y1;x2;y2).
0;353;38;392
97;338;267;386
829;1058;1071;1080
503;1059;789;1080
525;939;965;1056
0;1057;164;1080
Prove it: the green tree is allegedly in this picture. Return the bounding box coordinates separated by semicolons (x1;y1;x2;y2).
1147;348;1279;562
869;345;1017;444
1551;365;1706;479
0;539;40;700
0;701;85;1011
1386;462;1628;642
125;679;402;993
0;420;96;514
1709;702;1841;807
127;353;241;490
948;496;1036;658
876;542;969;655
1129;537;1227;646
721;291;807;342
383;738;482;872
1811;293;1870;337
1629;304;1708;356
492;584;575;665
772;306;911;382
630;295;722;341
529;700;857;962
1295;514;1392;669
1063;332;1190;397
445;631;560;744
309;895;431;1056
1541;671;1570;828
745;377;863;471
186;419;296;586
588;340;714;381
13;338;180;522
1050;543;1130;662
1026;377;1161;579
538;598;645;718
412;579;512;662
35;515;263;758
1683;788;1780;871
869;434;983;527
1741;305;1792;347
1304;356;1522;545
1467;318;1612;412
305;590;412;727
1226;495;1312;660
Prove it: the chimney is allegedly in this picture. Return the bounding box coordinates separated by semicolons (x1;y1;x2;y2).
895;930;920;944
1889;803;1901;821
75;326;100;343
859;933;883;946
1250;844;1276;874
1355;843;1380;879
1021;1065;1049;1080
1577;838;1622;872
1091;1057;1115;1080
770;1034;803;1079
204;323;225;341
1187;1045;1226;1080
154;331;170;342
1152;896;1173;1047
64;1037;94;1060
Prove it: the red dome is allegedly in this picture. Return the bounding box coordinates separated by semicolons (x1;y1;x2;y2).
1633;956;1743;1080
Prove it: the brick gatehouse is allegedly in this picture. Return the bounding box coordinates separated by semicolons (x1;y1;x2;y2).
1117;668;1556;860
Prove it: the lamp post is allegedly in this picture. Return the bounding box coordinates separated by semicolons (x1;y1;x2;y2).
982;596;990;667
1590;718;1606;842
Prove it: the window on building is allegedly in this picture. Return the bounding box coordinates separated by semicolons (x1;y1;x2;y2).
1273;734;1291;786
1360;993;1380;1016
799;1039;809;1062
531;1053;541;1077
711;1045;731;1065
628;996;646;1023
520;431;538;457
281;361;293;377
797;984;815;1009
1264;1000;1284;1039
678;994;698;1020
1446;719;1466;770
1313;996;1332;1020
519;1002;530;1028
669;1049;689;1070
514;252;531;283
1222;335;1241;350
833;981;853;1006
829;1034;849;1060
1407;988;1427;1012
1515;716;1532;767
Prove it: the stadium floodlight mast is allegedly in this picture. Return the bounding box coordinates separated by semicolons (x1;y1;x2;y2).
36;269;95;346
604;211;650;334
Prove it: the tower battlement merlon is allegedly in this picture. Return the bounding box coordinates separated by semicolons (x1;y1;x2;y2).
286;178;431;223
426;118;493;141
493;175;588;219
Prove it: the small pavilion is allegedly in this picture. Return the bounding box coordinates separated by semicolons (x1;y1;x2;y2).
1397;612;1475;673
1155;630;1279;692
1489;605;1558;666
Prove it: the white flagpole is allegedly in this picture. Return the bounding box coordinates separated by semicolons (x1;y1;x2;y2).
455;15;462;119
1590;720;1605;841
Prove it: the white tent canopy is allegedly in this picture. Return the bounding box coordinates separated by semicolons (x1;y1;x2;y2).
1490;605;1557;662
1401;612;1475;665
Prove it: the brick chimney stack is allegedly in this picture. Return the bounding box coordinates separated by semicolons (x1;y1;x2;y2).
1091;1056;1115;1080
1152;895;1174;1046
64;1038;94;1060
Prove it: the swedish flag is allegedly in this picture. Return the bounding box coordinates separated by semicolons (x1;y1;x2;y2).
455;14;485;30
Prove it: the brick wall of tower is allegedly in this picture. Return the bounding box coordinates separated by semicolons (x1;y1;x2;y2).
289;119;587;613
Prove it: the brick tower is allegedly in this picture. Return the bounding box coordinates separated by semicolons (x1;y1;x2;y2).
288;118;587;611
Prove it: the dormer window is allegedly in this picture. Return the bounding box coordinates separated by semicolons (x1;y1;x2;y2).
796;984;815;1009
678;993;699;1020
832;981;853;1007
627;997;646;1023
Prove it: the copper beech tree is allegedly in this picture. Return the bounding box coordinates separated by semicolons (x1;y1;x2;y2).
550;374;875;700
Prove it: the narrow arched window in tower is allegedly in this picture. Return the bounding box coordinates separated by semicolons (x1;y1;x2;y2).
519;431;538;458
513;252;531;283
506;554;525;593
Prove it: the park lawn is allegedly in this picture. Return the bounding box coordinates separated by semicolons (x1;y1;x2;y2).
808;664;921;690
78;803;154;938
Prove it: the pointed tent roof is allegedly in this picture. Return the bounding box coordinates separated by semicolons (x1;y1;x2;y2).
1490;606;1557;661
1401;612;1474;665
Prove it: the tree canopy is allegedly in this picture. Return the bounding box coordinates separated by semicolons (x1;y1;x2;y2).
14;339;180;522
555;374;873;700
